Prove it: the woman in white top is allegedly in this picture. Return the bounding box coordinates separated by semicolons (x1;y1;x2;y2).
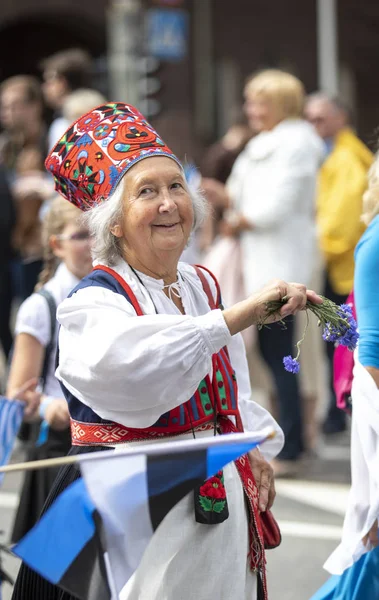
7;196;93;541
12;102;322;600
224;70;324;475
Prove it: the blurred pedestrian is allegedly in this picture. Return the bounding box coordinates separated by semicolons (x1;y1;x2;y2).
0;75;47;176
224;70;324;476
199;115;252;252
305;93;373;434
11;148;53;299
0;75;48;300
201;114;252;185
62;87;106;122
318;149;379;598
0;165;16;361
7;196;93;542
200;115;253;349
41;48;92;149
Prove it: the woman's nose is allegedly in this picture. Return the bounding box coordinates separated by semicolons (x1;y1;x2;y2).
158;191;177;213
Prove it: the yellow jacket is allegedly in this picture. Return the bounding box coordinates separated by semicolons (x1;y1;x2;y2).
317;128;373;295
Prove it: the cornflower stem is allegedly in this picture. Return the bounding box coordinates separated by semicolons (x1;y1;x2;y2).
259;296;351;332
294;310;309;360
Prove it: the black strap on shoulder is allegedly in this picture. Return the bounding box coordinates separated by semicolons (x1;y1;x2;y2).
37;288;57;391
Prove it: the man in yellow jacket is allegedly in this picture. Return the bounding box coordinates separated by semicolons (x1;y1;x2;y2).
306;94;373;434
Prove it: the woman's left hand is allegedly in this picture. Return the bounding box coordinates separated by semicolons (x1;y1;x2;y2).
248;447;276;512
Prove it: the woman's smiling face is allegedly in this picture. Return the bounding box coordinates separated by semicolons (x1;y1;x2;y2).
112;156;194;270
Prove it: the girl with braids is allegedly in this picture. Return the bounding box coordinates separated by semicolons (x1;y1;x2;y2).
7;195;93;541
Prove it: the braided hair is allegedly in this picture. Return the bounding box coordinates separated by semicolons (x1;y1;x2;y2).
35;196;82;290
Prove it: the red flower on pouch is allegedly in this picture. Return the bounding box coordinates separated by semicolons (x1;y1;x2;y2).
199;476;226;500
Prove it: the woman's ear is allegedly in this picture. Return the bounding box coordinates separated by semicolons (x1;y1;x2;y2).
110;224;123;238
49;234;64;258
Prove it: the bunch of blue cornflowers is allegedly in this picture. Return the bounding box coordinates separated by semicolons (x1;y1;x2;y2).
259;296;359;374
322;303;359;351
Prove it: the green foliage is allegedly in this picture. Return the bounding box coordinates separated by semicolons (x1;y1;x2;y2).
199;496;213;511
212;500;226;513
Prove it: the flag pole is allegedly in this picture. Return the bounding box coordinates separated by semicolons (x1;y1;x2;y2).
0;429;276;474
0;453;81;474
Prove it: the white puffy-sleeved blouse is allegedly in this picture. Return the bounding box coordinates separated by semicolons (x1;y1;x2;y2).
56;258;284;460
15;262;79;397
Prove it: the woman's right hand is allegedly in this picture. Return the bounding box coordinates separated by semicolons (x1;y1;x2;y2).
44;399;70;431
223;279;322;336
251;279;322;323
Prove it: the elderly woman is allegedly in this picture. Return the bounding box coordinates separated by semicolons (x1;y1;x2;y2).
12;102;321;600
224;70;324;476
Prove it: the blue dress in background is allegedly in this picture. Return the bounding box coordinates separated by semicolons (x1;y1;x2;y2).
310;545;379;600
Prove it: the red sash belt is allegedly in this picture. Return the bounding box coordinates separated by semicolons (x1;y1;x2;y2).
70;418;215;446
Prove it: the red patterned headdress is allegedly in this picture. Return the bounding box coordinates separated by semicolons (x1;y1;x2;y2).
45;102;181;211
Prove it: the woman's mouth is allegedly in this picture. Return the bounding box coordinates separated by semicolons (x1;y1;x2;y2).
153;223;180;229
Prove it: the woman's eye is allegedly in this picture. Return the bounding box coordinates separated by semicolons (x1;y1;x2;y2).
140;187;154;196
171;182;183;190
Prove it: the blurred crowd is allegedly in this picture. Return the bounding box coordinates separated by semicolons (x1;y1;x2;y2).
199;70;372;476
0;53;374;486
0;48;105;346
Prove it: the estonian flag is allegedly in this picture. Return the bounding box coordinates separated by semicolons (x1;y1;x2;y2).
13;430;271;599
309;545;379;600
0;396;24;485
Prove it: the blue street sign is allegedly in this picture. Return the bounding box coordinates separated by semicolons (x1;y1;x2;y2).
146;9;189;62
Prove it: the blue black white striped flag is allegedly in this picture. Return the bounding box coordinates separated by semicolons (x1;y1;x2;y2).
13;429;273;600
0;397;24;485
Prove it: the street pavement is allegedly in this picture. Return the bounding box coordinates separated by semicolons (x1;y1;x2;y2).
0;431;351;600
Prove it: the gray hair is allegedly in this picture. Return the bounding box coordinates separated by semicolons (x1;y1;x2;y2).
83;168;209;265
306;92;352;122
